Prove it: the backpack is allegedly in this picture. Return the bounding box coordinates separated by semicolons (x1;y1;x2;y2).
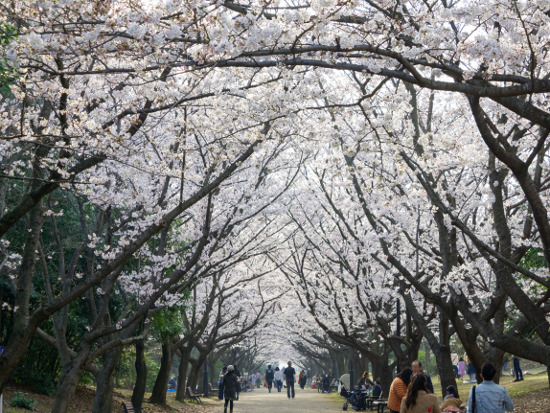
266;369;274;381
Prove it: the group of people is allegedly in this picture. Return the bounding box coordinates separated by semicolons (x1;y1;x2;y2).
217;361;302;412
313;373;334;393
358;371;382;398
387;360;514;413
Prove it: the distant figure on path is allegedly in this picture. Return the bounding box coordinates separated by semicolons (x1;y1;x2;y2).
458;357;466;380
298;369;307;389
234;364;242;400
322;374;330;393
284;361;296;398
265;365;275;393
467;362;514;413
218;366;227;400
223;365;238;413
512;357;523;382
274;366;283;392
400;373;441;413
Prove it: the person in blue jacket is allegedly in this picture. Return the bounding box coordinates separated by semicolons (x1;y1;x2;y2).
218;366;227;400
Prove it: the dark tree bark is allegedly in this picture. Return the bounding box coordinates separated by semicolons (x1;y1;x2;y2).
176;343;193;401
149;338;176;404
50;350;88;413
92;347;123;413
132;337;147;413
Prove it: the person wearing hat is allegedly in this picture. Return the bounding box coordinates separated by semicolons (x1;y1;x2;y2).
440;385;463;412
223;365;238;413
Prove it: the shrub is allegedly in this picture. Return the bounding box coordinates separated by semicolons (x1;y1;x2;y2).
10;392;37;410
30;371;55;396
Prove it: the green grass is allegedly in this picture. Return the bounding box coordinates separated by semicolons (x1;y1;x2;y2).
435;369;549;400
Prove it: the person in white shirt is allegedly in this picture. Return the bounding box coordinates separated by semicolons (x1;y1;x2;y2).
274;366;283;392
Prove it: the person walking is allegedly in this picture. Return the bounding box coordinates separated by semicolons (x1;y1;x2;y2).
233;365;242;400
387;367;413;413
411;360;434;394
274;366;283;392
298;369;307;389
222;365;238;413
322;374;331;393
283;361;296;398
256;372;262;388
218;366;227;400
400;373;441;413
265;365;275;393
512;357;523;382
467;362;514;413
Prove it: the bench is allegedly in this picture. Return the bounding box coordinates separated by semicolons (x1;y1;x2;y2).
370;391;387;412
186;386;204;403
122;402;135;413
372;400;387;413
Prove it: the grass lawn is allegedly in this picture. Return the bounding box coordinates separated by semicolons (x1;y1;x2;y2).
438;369;549;399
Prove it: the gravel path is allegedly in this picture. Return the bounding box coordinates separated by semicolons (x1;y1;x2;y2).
208;387;344;413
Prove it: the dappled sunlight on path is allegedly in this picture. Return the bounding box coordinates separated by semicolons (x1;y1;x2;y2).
208;387;343;413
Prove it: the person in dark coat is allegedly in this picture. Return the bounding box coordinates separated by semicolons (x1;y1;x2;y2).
322;374;330;393
223;365;238;413
411;360;434;394
265;365;275;393
372;380;382;398
233;364;242;400
283;361;296;398
298;369;307;389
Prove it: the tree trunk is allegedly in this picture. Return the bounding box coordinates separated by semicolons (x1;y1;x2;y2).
176;344;193;401
50;353;87;413
188;361;201;391
149;340;174;404
0;202;44;392
92;348;123;413
371;351;391;395
434;344;457;398
132;338;147;413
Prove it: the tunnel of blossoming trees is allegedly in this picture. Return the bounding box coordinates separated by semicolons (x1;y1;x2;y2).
0;1;549;412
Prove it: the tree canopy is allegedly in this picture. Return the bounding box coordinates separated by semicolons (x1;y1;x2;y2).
0;1;549;412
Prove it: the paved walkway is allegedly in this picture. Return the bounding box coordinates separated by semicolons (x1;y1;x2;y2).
211;387;343;412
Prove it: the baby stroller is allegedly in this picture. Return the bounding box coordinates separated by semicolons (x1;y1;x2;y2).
341;385;368;411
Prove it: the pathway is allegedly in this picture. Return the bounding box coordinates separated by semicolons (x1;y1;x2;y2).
208;387;344;413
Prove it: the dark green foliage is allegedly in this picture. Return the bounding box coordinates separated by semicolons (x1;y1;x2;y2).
10;392;38;410
0;22;18;96
13;335;58;395
520;247;548;271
